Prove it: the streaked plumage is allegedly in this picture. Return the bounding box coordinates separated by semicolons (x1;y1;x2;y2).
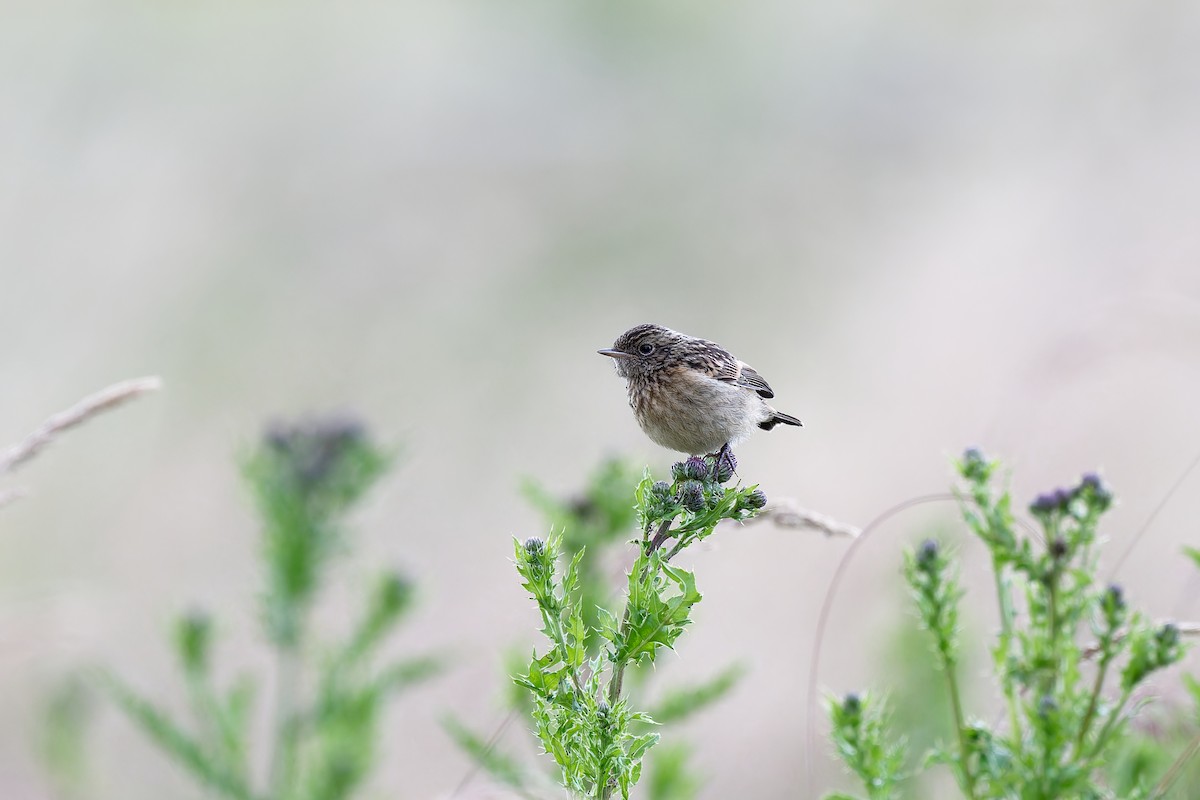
598;323;801;456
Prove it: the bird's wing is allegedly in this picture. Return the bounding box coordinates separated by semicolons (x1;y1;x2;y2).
714;356;775;399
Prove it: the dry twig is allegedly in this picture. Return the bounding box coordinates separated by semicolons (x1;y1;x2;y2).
1081;620;1200;661
0;376;162;475
743;497;861;538
0;376;162;506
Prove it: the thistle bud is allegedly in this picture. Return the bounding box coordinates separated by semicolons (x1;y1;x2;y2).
916;539;940;570
1030;489;1069;517
678;481;706;513
375;572;414;617
175;611;213;674
711;451;737;484
524;537;545;557
960;447;990;483
1101;584;1126;628
1078;472;1113;512
680;457;708;482
742;488;768;510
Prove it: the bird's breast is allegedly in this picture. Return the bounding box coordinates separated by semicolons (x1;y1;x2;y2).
627;367;766;454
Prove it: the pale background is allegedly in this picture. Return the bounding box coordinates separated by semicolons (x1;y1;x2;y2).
3;1;1200;798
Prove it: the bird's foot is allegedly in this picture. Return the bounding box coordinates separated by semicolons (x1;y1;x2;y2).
705;444;738;483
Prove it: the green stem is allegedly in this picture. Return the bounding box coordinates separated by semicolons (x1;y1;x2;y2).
538;597;585;697
1073;649;1113;757
606;603;632;706
944;664;978;799
185;672;244;779
269;644;299;800
607;522;673;707
1086;689;1131;762
1045;567;1061;698
992;564;1022;740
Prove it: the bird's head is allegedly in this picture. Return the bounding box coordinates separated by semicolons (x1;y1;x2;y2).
598;324;686;379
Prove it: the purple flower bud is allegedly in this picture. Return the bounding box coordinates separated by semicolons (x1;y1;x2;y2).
1050;537;1068;560
681;457;709;482
743;488;768;510
960;447;990;482
917;539;940;569
1078;472;1113;511
524;537;545;557
1030;489;1070;516
710;450;737;484
678;481;706;513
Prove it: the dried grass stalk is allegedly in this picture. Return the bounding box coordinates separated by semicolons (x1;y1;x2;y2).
0;376;162;476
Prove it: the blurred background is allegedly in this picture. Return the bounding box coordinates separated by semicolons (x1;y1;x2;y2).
3;1;1200;797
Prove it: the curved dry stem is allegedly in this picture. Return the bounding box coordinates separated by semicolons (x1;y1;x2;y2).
1108;446;1200;578
804;492;958;798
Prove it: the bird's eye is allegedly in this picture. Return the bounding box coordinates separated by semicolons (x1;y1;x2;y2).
638;343;655;355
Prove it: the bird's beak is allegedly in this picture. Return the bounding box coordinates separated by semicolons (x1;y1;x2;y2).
597;349;632;360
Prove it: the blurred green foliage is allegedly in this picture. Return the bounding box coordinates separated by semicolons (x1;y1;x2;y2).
101;416;444;800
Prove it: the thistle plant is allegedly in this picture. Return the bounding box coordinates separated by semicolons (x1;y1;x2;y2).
447;458;748;800
827;449;1194;800
510;452;766;799
102;415;444;800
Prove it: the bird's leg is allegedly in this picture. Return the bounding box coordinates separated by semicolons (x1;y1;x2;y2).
712;443;737;480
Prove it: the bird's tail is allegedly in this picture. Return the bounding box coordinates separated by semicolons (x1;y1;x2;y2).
759;411;802;431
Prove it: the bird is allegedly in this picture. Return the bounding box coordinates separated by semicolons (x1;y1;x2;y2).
598;323;801;458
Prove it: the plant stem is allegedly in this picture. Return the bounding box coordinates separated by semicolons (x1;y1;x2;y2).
269;644;299;800
944;665;978;799
1073;651;1113;757
1086;689;1131;761
608;521;675;705
538;598;585;697
992;564;1022;740
1045;565;1061;699
607;618;630;706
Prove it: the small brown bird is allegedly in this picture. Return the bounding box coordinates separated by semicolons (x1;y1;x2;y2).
599;323;801;457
